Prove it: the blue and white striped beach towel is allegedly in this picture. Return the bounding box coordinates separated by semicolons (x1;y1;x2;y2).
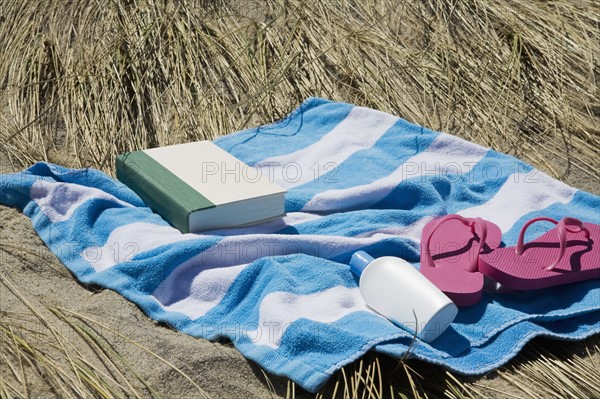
1;97;599;392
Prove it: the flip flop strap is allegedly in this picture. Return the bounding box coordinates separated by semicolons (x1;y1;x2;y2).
425;215;485;272
516;217;590;270
469;217;487;272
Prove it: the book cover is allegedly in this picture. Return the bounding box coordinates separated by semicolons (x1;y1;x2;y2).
116;141;287;233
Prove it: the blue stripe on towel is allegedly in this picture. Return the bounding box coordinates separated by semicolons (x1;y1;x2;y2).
1;98;598;393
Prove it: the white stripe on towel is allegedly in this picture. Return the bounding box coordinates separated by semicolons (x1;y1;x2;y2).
158;264;248;319
189;232;414;269
458;171;577;232
82;223;197;272
246;286;370;348
255;107;399;188
31;180;132;223
354;216;434;242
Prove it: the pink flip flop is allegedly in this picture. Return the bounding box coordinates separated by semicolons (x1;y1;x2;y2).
420;214;503;307
478;217;599;290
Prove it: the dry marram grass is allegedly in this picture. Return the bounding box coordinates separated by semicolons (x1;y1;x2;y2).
1;0;599;398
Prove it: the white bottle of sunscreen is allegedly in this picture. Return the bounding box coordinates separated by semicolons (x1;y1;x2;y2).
350;251;458;342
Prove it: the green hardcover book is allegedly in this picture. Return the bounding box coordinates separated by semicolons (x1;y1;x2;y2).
116;141;287;233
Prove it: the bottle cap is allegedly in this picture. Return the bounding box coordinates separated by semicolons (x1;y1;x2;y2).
349;251;374;276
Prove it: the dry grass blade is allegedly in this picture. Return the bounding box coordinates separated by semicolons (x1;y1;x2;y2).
0;271;168;398
0;272;86;398
53;306;212;399
48;307;156;399
444;372;478;399
498;340;600;399
259;367;277;396
400;363;426;399
1;0;597;179
286;380;296;399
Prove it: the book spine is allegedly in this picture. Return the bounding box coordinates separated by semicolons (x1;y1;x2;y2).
116;153;191;233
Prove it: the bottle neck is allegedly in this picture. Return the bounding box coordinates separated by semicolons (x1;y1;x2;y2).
350;251;374;276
